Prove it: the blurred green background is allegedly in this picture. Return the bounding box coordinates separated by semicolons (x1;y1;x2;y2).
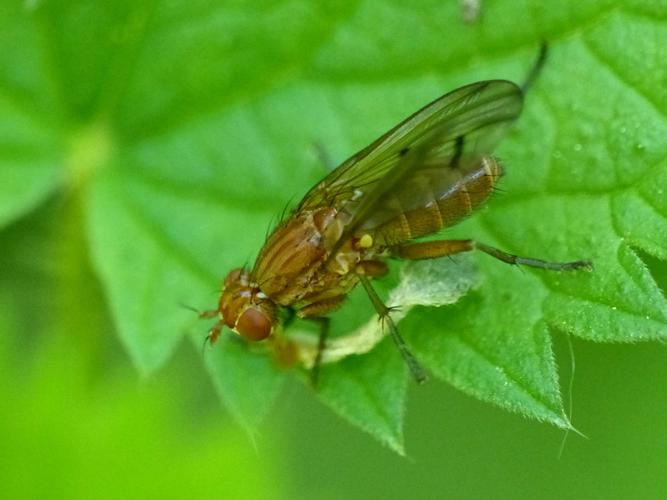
1;1;666;499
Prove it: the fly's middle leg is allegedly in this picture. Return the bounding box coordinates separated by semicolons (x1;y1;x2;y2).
358;274;428;384
394;239;592;272
355;260;389;277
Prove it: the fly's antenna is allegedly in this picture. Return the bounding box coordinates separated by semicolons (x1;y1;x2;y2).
179;301;218;318
521;41;548;94
179;301;203;316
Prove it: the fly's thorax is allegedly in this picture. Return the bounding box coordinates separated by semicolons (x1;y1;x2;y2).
252;207;347;302
253;209;332;285
219;268;277;341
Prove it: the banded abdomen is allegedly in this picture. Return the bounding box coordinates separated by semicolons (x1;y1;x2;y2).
359;155;502;246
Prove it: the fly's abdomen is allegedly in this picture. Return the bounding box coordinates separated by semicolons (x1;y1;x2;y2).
432;155;502;230
366;156;502;245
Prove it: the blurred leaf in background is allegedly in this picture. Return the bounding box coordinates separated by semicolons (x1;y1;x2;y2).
1;0;666;488
0;333;283;499
0;200;284;499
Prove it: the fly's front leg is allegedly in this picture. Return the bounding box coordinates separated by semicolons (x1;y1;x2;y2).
298;295;347;387
394;239;592;272
357;274;428;384
179;303;224;353
198;309;218;319
202;320;224;355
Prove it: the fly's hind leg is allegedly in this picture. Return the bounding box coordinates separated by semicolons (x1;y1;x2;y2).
475;242;592;271
298;295;347;387
394;239;592;271
357;274;428;384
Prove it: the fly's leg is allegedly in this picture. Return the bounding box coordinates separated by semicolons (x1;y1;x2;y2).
358;274;428;384
298;295;347;387
270;334;299;370
282;307;297;328
394;240;473;260
394;239;592;271
475;242;592;271
197;309;218;319
522;41;548;93
304;317;330;388
355;259;389;277
202;320;224;355
184;304;223;354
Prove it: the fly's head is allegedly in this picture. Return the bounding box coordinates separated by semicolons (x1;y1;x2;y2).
218;268;277;342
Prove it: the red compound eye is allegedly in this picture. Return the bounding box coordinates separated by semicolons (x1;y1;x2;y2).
236;307;272;341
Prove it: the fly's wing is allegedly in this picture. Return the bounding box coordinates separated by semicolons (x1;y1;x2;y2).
298;80;522;213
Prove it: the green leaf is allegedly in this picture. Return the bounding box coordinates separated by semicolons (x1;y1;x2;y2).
408;272;571;427
2;0;666;451
317;338;409;455
204;335;287;436
0;102;61;228
0;3;63;228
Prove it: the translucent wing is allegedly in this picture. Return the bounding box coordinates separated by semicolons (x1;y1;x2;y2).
298;80;523;214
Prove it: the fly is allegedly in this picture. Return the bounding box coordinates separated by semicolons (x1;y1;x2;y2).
201;44;591;384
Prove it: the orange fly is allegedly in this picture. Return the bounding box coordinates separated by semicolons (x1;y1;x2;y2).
201;45;591;383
